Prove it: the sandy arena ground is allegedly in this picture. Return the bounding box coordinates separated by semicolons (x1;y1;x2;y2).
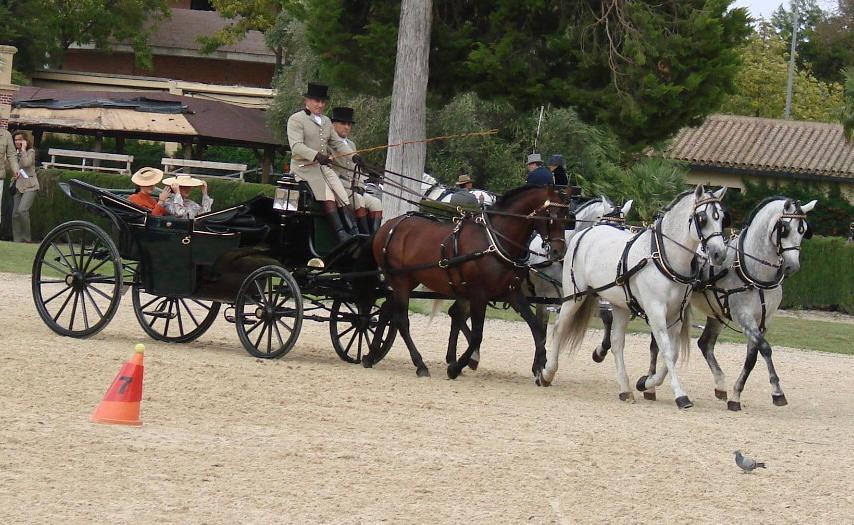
1;271;852;524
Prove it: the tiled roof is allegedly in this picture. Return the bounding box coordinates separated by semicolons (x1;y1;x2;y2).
666;114;854;180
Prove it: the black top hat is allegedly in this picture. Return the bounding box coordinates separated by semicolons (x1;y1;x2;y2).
331;107;356;124
303;82;329;100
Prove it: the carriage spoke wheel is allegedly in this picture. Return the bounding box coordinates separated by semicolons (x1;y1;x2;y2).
31;221;122;338
132;286;221;343
329;299;397;364
235;266;303;359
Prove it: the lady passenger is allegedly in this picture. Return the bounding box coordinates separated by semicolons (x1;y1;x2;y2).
128;167;169;216
162;175;212;219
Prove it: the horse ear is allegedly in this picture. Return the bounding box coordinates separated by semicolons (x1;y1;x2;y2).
783;198;794;211
801;199;818;213
693;184;705;200
621;199;634;216
713;186;727;199
601;195;614;211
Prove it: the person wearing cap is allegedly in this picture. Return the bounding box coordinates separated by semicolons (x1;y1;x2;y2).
525;153;554;185
287;83;363;244
456;174;473;190
449;174;480;207
547;154;568;186
162;175;212;219
330;106;383;234
128;167;168;216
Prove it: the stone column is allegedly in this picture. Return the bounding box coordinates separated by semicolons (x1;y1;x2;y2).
0;46;19;130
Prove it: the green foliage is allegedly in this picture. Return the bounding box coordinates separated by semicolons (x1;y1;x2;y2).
0;0;171;72
782;236;854;314
724;178;854;237
718;24;844;122
618;158;690;222
27;170;276;241
844;67;854;142
297;0;751;150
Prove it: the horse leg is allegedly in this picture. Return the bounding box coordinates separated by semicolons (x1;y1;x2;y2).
696;317;727;401
607;308;635;402
535;303;550;343
540;296;588;386
447;300;486;379
640;312;693;409
387;288;430;377
362;299;394;369
639;336;660;401
592;303;613;363
758;333;787;407
506;291;548;380
445;300;464;365
729;323;779;411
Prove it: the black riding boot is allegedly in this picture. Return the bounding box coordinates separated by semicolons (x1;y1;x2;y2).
324;205;353;243
338;206;359;236
369;213;383;234
356;214;370;235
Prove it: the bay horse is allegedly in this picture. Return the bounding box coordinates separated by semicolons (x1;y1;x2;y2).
362;185;572;377
596;197;817;410
543;185;729;408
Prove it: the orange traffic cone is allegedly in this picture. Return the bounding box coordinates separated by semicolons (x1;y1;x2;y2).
90;344;145;426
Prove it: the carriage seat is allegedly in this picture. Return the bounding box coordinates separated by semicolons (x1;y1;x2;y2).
194;200;271;245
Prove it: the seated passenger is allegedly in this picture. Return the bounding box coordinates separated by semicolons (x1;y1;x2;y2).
162;175;213;219
128;167;168;216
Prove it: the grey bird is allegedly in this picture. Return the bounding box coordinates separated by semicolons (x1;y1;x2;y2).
734;450;767;473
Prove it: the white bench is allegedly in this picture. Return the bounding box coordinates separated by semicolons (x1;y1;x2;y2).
161;158;248;181
42;148;134;174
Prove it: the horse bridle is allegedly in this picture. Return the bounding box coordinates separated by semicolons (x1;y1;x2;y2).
688;196;730;254
773;205;812;253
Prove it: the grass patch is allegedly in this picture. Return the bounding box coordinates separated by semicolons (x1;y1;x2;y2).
0;240;38;275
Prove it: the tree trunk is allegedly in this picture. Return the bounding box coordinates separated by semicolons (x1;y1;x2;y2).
382;0;432;220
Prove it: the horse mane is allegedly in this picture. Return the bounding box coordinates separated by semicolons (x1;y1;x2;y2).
572;197;603;213
657;189;696;214
743;196;788;229
495;184;544;207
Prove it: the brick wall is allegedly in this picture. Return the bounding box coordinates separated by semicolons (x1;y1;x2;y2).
0;91;12;129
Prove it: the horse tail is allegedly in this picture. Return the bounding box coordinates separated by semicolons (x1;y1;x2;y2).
557;295;598;356
428;299;444;324
679;303;692;364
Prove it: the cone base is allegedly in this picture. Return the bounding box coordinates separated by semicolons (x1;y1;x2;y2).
90;415;143;426
90;400;142;426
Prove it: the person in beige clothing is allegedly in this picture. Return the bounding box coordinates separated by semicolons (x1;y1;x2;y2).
11;131;39;242
0;128;21;230
330;106;383;234
287;83;364;244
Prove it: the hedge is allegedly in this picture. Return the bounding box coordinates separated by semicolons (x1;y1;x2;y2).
781;236;854;314
27;169;276;241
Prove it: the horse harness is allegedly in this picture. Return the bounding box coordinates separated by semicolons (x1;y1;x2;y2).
696;205;812;333
562;194;725;326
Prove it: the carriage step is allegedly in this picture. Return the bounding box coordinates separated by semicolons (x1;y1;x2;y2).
143;310;177;320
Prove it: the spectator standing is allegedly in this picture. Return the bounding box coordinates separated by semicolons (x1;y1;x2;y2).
0;128;21;233
11;131;39;243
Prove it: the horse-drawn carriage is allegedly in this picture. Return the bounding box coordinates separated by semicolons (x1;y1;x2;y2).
31;178;398;362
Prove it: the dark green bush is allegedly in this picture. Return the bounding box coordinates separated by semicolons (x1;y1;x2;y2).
782;236;854;314
28;170;276;240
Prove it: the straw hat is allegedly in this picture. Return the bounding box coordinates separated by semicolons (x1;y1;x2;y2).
456;174;472;186
162;175;204;187
131;167;164;186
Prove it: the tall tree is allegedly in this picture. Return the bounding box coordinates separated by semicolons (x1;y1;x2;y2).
844;67;854;142
0;0;171;72
197;0;292;81
298;0;750;150
382;0;432;219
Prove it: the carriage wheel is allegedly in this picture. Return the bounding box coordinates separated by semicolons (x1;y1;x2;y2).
329;299;398;364
31;221;122;338
132;286;221;343
235;265;303;359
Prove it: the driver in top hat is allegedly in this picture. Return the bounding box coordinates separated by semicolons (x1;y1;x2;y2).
287;83;363;244
329;106;383;234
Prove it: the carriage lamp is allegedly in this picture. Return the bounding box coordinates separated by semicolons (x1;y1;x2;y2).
274;177;300;213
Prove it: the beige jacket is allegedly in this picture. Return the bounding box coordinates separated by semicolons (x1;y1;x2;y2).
331;135;359;188
0;129;20;179
15;149;40;192
287;109;353;180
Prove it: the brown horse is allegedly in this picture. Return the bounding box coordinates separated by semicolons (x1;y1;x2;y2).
361;185;572;378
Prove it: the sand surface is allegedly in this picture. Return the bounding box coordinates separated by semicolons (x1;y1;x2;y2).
1;271;852;524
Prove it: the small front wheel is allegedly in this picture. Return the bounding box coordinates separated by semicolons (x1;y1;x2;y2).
329;299;397;364
132;286;220;343
235;266;303;358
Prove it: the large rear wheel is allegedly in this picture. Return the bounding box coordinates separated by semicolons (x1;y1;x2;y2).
329;299;397;364
235;266;303;358
132;286;221;343
31;221;122;337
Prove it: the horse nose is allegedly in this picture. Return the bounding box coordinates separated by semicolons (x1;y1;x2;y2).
711;248;725;266
784;262;799;276
550;244;566;261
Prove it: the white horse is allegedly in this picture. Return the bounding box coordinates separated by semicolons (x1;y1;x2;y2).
542;185;728;408
421;173;496;206
627;197;817;411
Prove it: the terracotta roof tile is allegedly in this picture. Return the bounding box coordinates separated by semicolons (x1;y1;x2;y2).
666;114;854;179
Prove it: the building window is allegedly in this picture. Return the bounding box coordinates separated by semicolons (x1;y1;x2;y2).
190;0;214;10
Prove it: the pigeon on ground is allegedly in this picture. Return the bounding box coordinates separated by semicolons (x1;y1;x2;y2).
734;450;767;473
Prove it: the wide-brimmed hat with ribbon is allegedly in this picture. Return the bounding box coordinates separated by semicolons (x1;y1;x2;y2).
131;167;164;186
162;175;204;188
456;174;472;186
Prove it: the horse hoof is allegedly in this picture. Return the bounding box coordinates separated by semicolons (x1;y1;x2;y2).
417;367;430;378
361;358;373;369
643;391;657;401
714;389;728;401
592;348;605;363
675;396;693;409
446;364;460;380
772;394;788;407
635;375;648;392
727;401;742;412
468;359;479;371
618;392;636;403
535;372;551;387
